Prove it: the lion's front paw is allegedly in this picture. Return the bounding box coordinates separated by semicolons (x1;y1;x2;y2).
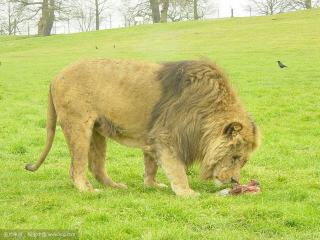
74;179;94;192
175;189;200;198
100;178;128;189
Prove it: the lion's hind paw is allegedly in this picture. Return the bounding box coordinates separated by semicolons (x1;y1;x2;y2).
111;182;128;189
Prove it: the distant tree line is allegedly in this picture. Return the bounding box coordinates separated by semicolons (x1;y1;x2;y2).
0;0;319;36
247;0;319;16
119;0;214;27
0;0;109;35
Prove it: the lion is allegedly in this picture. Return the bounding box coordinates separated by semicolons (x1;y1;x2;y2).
25;59;259;197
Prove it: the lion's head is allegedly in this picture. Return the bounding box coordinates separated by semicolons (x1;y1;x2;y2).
201;120;259;185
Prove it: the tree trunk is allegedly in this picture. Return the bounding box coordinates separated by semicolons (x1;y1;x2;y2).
160;0;169;23
305;0;311;8
13;19;17;35
8;2;12;35
38;0;55;36
109;14;112;28
95;0;99;30
194;0;199;20
149;0;160;23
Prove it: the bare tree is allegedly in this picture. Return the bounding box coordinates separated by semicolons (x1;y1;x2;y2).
0;1;15;34
0;1;4;22
95;0;99;29
94;0;108;30
193;0;215;19
119;0;151;26
71;0;95;31
119;0;168;25
149;0;171;23
167;0;192;21
287;0;320;9
10;0;69;36
37;0;55;35
65;0;109;32
249;0;290;15
119;0;213;25
149;0;160;23
193;0;198;19
160;0;169;22
167;0;214;22
0;0;27;35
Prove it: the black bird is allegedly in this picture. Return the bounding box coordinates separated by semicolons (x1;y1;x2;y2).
95;46;98;50
277;60;287;68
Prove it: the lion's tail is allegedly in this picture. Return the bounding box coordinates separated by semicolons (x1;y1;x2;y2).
25;86;57;172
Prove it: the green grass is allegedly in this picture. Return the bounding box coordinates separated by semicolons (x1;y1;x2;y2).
1;9;320;240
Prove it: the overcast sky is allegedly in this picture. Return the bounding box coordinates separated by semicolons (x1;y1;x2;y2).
217;0;251;17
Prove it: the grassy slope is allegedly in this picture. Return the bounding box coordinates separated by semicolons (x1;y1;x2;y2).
0;9;320;240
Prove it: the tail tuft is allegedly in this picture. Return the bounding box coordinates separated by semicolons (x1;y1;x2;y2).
25;163;36;171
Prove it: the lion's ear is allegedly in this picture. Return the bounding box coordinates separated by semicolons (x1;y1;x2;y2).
223;122;243;137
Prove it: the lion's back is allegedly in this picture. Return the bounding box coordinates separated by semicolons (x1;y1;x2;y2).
51;59;163;136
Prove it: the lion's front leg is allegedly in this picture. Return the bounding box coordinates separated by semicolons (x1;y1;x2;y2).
157;147;199;197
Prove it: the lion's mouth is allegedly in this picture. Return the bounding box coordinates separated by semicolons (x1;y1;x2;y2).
231;177;239;186
213;179;223;187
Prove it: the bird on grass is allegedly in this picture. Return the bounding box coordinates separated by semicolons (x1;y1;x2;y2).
277;60;287;68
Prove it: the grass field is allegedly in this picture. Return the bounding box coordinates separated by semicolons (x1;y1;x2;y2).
1;9;320;240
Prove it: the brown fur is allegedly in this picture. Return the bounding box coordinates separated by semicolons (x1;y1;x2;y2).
26;59;259;197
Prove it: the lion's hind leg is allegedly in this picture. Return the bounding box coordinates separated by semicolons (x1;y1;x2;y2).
88;130;127;189
143;152;167;188
60;118;94;192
